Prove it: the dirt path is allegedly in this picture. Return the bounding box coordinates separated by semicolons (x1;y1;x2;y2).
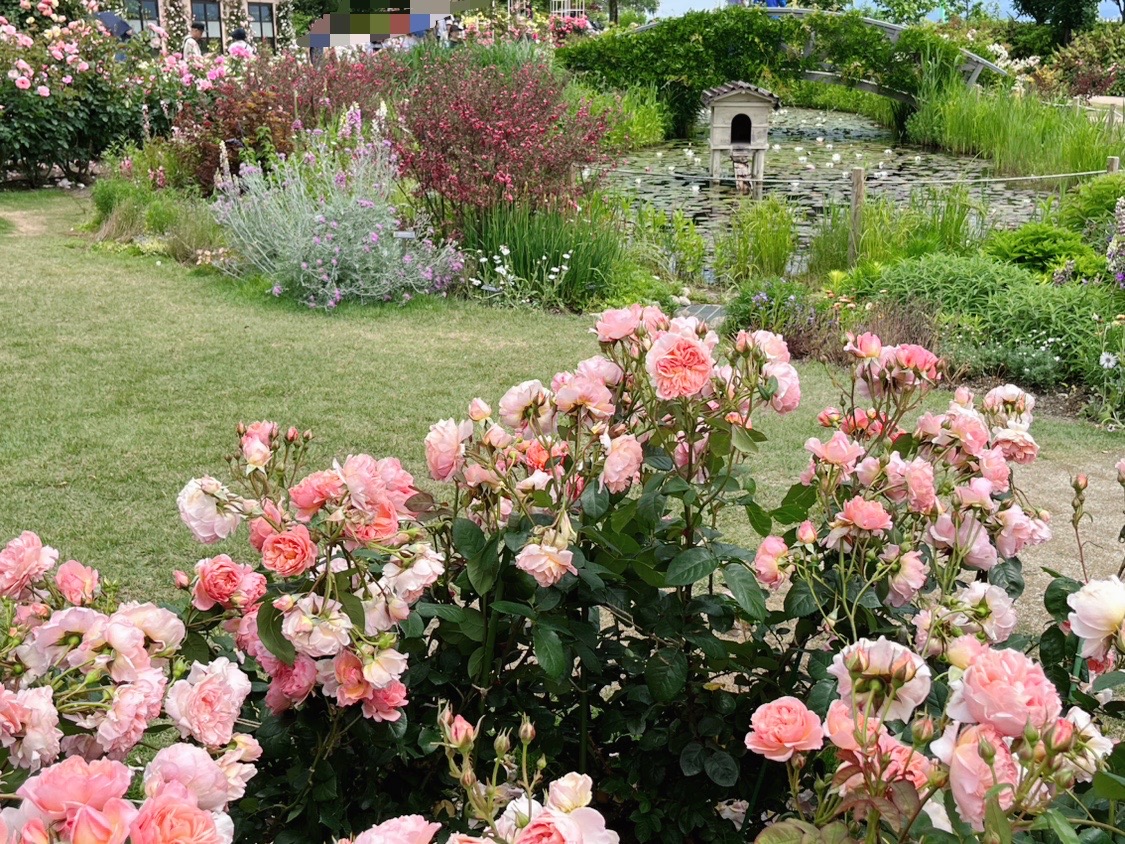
0;209;49;237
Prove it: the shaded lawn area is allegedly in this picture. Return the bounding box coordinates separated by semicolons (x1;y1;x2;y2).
0;190;1122;611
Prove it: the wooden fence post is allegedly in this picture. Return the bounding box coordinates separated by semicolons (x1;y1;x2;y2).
849;167;865;267
1108;156;1121;174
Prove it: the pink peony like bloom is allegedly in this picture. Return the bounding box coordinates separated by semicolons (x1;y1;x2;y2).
824;497;892;551
948;725;1019;831
143;743;232;812
261;653;318;714
844;332;882;360
514;807;619;844
884;548;927;608
515;544;577;588
546;773;593;813
763;361;801;414
280;594;353;658
362;678;408;721
54;559;98;605
165;658;251;748
575;355;623;386
947;646;1061;737
594;306;640;342
823;700;883;753
957;582;1017;644
260;525;317;578
192;554;265;611
644;331;714;400
17;756;132;827
991;424;1039;465
0;531;58;598
499;380;555;435
248;498;284;552
177;477;244;543
828;637;931;722
289;469;346;521
744;697;824;762
425;419;473;482
977;446;1011;493
743;329;791;363
352;815;442;844
555;376;614;419
600;435;643;494
805;431;865;471
927;513;997;571
1068;576;1125;659
128;782;228;844
752;536;789;590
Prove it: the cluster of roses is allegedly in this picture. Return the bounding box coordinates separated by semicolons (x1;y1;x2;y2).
2;6;102;100
176;420;441;723
0;531;257;843
330;710;620;844
744;633;1113;835
423;303;799;588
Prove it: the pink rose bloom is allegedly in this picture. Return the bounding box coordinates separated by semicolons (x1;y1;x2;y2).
600;435;643;494
261;525;317;578
468;398;492;421
890;343;939;385
884;548;927;608
15;606;104;678
0;531;58;597
375;457;419;515
192;554;265;611
515;544;577;588
514;807;620;844
344;495;401;547
288;470;346;522
948;725;1019;831
1068;576;1125;659
320;649;375;706
69;798;137;844
746;329;791;363
177;477;244;544
89;672;166;759
983;384;1034;425
17;756;132;826
945;634;987;670
955;477;996;511
165;657;251;748
114;602;186;655
261;653;318;714
645;331;714;400
897;456;936;514
248;498;284;552
54;560;98;605
361;678;408;721
360;646;408;689
555;376;614;419
546;773;593;813
128;783;227;844
280;594;353;658
216;734;261;801
947;646;1061;737
824;497;892;552
240;422;275;471
499;380;556;435
957;583;1017;644
381;544;445;603
14;75;30;89
827;637;931;722
576;356;623;386
353;815;441;844
424;419;473;482
823;700;883;753
992;504;1041;559
991;424;1038;465
745;696;824;762
752;537;789;590
844;332;882;359
763;362;801;414
594;305;641;342
144;743;232;811
927;513;998;571
805;431;865;470
976;447;1011;492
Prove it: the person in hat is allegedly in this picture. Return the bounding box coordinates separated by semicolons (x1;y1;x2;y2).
182;21;204;57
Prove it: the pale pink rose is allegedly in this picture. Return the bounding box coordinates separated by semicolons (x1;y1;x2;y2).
69;798;137;844
128;782;227;844
289;470;346;521
594;305;641;342
645;332;714;400
17;756;132;826
854;456;881;487
353;815;441;844
10;687;61;771
957;583;1017;644
374;457;419;515
261;654;317;714
805;431;865;470
991;424;1038;465
639;305;669;335
261;526;317;578
114;602;186;655
468;398;492;421
344;495;400;547
515;544;577;588
992;504;1041;559
955;477;996;511
482;425;514;450
890;343;939;384
177;477;244;544
983;384;1034;425
165;658;251;748
828;637;931;722
361;679;408;721
764;362;801;414
555;376;614;419
927;513;997;571
424;419;473;482
215;734;261;800
499;380;555;435
884;548;927;608
248;499;284;552
949;725;1019;831
823;700;883;753
1064;706;1114;782
796;521;817;544
753;537;789;590
576;356;624;386
515;807;619;844
240;421;275;471
15;606;104;678
1117;457;1125;484
280;594;353;658
844;331;882;359
947;647;1061;736
940;406;991;457
192;554;265;611
362;589;411;634
824;497;892;551
446;835;493;844
54;560;98;605
360;646;408;689
14;75;30;89
381;544;445;603
336;454;390;516
1068;576;1125;659
0;532;58;597
747;329;791;363
600;435;643;494
144;744;232;811
547;773;593;813
744;696;824;762
945;634;987;670
977;447;1011;492
902;457;936;514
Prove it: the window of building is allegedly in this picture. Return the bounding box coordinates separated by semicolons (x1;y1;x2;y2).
124;0;159;37
191;0;222;50
248;2;275;49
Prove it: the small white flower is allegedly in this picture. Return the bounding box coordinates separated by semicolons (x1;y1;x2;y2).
500;245;510;256
884;148;894;155
914;155;922;163
832;153;841;163
816;137;824;143
798;156;807;163
668;166;675;174
635;178;642;185
656;152;663;159
1101;352;1120;369
691;184;700;194
794;146;804;153
772;143;780;151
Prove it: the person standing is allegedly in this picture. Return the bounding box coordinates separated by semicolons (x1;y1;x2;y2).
228;26;255;57
181;21;204;58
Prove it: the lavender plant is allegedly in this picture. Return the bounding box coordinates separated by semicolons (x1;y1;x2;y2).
213;106;464;310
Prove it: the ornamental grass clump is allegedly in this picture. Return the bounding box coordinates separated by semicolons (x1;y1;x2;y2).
214;106;464;310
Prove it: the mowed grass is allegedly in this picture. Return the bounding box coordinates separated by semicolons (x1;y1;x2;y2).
0;190;1121;609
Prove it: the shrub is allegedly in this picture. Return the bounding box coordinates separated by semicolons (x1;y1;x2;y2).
714;195;798;283
569;82;670;149
1050;23;1125;96
629;201;706;282
725;276;815;336
1058;173;1125;235
214;108;464;309
985;221;1106;279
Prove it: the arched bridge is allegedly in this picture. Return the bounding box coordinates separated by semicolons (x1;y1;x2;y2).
631;6;1006;106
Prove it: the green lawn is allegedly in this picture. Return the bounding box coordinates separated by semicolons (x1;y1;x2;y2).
1;190;1122;605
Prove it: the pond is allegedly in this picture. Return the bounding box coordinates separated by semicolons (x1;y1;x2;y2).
609;107;1054;240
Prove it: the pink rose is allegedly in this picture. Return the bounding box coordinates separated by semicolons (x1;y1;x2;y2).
262;654;318;714
947;647;1061;737
927;513;997;571
499;380;555;436
165;658;251;748
514;807;619;844
957;583;1017;644
0;532;58;597
555;376;614;419
17;756;132;826
192;554;265;611
823;700;883;753
575;356;623;386
824;497;892;552
14;75;30;89
645;332;713;400
743;329;791;363
114;602;186;655
69;798;137;844
144;744;232;811
280;594;353;658
752;537;789;590
1068;576;1125;659
288;470;345;521
546;773;593;813
991;424;1038;465
763;362;800;414
744;696;824;762
828;637;931;722
362;678;408;721
248;499;284;552
948;725;1019;831
844;332;882;359
424;419;474;482
805;431;865;470
600;435;643;494
353;815;442;844
216;734;262;800
977;447;1011;493
128;783;227;844
54;560;98;605
177;477;244;544
594;305;640;342
515;544;577;588
261;526;317;578
468;398;492;421
884;548;927;608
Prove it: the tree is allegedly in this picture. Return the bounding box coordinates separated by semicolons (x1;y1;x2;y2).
869;0;938;24
1014;0;1098;45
